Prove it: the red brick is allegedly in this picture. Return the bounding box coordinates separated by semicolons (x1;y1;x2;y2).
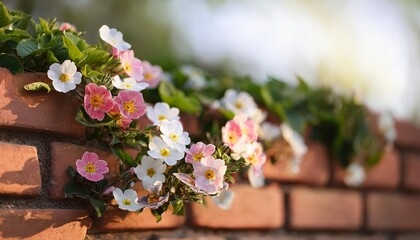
290;187;362;230
396;234;420;240
395;120;420;149
50;142;120;199
367;192;420;230
403;152;420;191
190;184;284;229
314;235;387;240
333;149;400;189
160;238;224;240
264;142;329;186
0;68;84;138
94;207;185;231
0;209;90;240
0;142;41;196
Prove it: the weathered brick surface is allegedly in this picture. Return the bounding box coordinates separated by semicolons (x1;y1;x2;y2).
264;142;329;186
367;192;420;231
395;120;420;149
190;184;284;229
289;187;362;230
396;234;420;240
0;141;41;196
333;149;400;189
314;236;387;240
50;142;119;199
94;208;185;231
0;68;84;138
0;209;90;240
403;152;420;191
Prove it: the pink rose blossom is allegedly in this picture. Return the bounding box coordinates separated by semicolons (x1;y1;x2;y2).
59;22;77;31
76;151;109;182
84;83;114;121
243;142;267;171
119;50;143;81
185;142;216;165
222;114;259;155
107;104;132;129
114;91;147;119
193;156;227;193
142;61;163;88
222;118;242;149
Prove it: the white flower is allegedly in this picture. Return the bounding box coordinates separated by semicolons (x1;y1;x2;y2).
99;25;131;51
344;162;366;187
146;102;180;126
47;60;82;93
378;111;397;147
259;122;281;142
181;65;207;90
212;189;235;210
112;188;142;211
112;75;148;92
160;120;191;152
251;108;267;126
134;156;166;189
220;89;258;117
147;136;184;166
248;167;265;188
280;123;308;174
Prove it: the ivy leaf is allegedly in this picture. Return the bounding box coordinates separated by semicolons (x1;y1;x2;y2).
111;146;137;168
16;38;38;58
0;3;12;28
23;82;51;93
171;199;184;216
89;197;106;218
63;34;84;61
0;54;23;73
63;182;89;199
159;81;202;114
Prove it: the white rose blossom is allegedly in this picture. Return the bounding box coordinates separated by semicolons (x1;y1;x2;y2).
112;75;148;92
47;60;82;93
99;25;131;51
134;156;166;189
112;188;142;211
146;102;180;126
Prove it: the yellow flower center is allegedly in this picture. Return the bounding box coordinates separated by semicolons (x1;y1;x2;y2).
147;194;159;204
147;168;156;177
193;152;204;162
123;83;132;89
228;133;236;143
169;133;178;142
144;72;154;81
235;101;243;109
90;95;103;107
158;115;166;121
85;163;96;173
123;101;135;113
160;148;170;157
246;154;257;165
60;74;69;82
124;63;132;73
122;199;131;206
205;169;216;180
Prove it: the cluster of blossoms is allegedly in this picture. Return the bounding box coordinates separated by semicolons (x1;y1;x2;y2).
45;24;243;216
215;89;308;186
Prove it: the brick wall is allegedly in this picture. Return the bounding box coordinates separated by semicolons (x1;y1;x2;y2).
1;68;420;239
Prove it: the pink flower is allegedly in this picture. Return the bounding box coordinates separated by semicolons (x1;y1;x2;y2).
222;114;259;155
84;83;114;121
222;118;243;149
243;142;266;171
173;173;229;195
59;22;77;31
114;91;147;119
107;104;132;129
193;156;227;193
142;61;163;88
119;50;143;81
236;114;258;143
76;151;109;182
185;142;216;165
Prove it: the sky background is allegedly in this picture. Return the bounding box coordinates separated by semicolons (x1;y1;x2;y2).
4;0;420;122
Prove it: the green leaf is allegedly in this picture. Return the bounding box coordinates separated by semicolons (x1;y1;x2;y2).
75;108;113;127
171;199;184;216
89;197;106;218
16;38;38;58
46;50;59;64
111;147;137;167
159;81;202;114
78;47;111;67
63;34;84;61
0;29;31;43
67;166;78;179
63;182;89;199
0;54;22;73
0;3;12;28
23;82;51;93
64;31;88;50
9;10;30;29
